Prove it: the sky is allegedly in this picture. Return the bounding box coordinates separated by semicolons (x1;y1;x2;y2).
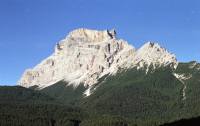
0;0;200;85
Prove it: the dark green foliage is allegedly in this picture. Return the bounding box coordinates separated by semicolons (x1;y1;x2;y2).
78;63;200;125
0;86;86;126
81;115;129;126
1;62;200;126
41;81;86;105
0;86;55;104
81;67;182;124
175;62;200;118
0;103;85;126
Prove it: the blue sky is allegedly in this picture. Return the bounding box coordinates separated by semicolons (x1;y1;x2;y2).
0;0;200;85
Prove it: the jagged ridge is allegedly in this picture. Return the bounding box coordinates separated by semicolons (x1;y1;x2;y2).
18;28;178;96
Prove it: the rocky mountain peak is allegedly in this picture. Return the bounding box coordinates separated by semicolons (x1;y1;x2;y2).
18;28;134;90
67;28;116;43
134;42;178;70
18;28;178;96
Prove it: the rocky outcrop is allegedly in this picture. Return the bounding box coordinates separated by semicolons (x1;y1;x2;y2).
18;28;178;96
134;42;178;73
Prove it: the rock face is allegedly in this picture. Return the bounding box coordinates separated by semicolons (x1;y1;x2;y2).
18;28;178;95
135;42;178;73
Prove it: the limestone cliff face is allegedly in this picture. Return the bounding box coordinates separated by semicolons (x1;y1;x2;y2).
18;29;135;89
18;28;178;95
134;42;178;73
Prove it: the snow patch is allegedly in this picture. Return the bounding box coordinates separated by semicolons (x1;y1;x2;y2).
83;87;91;97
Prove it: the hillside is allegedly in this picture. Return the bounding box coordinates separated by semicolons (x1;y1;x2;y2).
37;62;200;126
1;62;200;126
2;29;200;126
0;86;85;126
0;86;55;103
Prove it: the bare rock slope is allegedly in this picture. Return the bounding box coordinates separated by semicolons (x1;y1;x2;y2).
18;28;178;95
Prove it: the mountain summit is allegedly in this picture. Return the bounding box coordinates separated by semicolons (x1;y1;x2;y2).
18;28;178;95
11;29;200;126
67;28;117;42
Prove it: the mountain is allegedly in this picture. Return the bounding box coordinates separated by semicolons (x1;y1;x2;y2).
18;28;177;96
5;28;200;126
39;62;200;125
